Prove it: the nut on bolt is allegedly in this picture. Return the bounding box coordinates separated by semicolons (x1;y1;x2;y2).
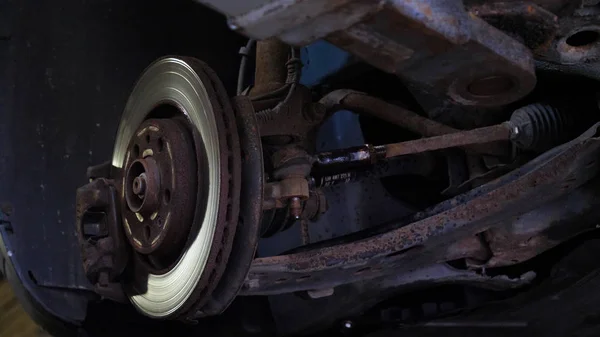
132;173;147;196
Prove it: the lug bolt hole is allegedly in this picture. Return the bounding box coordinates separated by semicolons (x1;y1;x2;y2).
164;189;171;204
144;226;151;241
158;138;164;152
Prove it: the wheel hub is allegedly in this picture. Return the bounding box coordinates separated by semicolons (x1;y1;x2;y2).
121;118;199;269
125;158;159;214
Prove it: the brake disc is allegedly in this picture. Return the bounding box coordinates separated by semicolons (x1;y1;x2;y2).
112;57;241;319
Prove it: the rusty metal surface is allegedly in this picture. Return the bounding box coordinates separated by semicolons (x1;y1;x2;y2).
469;2;559;53
121;118;198;268
262;186;329;239
75;178;129;302
263;182;285;211
383;124;511;158
445;235;491;263
278;178;310;200
482;178;600;268
320;90;508;156
529;1;600;81
242;123;600;295
203;0;536;106
537;1;600;62
256;85;326;139
328;0;536;106
251;38;289;97
171;58;242;318
301;189;328;221
271;145;313;180
320;90;458;137
261;144;313;235
200;96;264;316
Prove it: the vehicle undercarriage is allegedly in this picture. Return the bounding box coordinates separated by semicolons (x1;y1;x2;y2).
4;0;600;336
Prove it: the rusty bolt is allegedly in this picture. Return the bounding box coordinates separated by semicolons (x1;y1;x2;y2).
132;173;147;197
289;197;302;220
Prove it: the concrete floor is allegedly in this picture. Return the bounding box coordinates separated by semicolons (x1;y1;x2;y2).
0;279;46;337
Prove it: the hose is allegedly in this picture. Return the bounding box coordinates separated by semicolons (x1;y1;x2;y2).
236;39;256;95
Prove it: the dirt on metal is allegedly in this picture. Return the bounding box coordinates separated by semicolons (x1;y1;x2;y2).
121;118;198;269
242;124;600;295
383;123;511;158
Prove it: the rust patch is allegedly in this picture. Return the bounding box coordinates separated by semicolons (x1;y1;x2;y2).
321;91;507;156
242;124;600;295
121;118;198;270
75;178;129;302
383;124;510;158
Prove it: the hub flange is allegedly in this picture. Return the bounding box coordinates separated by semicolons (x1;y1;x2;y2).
122;118;200;270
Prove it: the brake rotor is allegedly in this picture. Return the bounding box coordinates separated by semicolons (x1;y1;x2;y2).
112;57;241;319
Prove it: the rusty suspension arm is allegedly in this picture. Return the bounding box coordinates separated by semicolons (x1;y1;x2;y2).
318;90;571;161
312;89;514;187
381;123;511;158
311;121;512;187
319;90;512;156
319;90;460;137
